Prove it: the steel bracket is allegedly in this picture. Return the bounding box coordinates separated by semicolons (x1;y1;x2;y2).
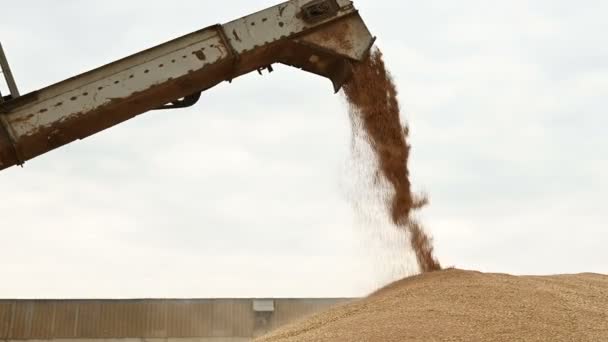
153;91;202;110
0;42;20;101
301;0;339;23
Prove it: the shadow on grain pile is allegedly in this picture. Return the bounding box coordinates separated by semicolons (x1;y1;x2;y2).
257;269;608;342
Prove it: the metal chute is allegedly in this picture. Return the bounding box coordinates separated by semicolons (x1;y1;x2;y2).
0;0;374;171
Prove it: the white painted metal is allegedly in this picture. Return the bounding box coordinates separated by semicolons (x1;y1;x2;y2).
7;32;227;138
223;0;355;54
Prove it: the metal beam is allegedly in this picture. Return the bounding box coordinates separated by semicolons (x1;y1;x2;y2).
0;0;374;171
0;42;20;98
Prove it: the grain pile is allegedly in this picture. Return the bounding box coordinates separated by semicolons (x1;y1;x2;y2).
257;269;608;342
342;49;440;272
258;48;608;342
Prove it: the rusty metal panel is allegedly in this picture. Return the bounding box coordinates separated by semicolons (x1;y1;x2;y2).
93;300;166;338
10;301;33;338
211;299;254;338
76;301;101;338
29;301;55;339
231;300;255;337
109;300;166;338
166;300;213;337
53;301;78;338
124;302;143;337
0;298;350;339
97;302;121;338
271;299;306;328
211;300;232;337
0;301;15;339
141;300;168;338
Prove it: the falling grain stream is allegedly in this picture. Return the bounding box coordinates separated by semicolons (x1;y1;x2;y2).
342;49;440;272
256;48;608;342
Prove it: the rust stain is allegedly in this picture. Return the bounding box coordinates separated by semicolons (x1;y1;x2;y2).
232;29;242;42
0;124;20;169
278;4;287;16
193;50;207;61
313;19;353;51
12;58;237;164
0;17;371;172
9;113;35;124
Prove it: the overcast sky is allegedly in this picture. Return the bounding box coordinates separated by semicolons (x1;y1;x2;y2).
1;0;607;299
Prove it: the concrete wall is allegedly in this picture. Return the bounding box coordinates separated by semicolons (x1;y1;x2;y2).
0;299;351;341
